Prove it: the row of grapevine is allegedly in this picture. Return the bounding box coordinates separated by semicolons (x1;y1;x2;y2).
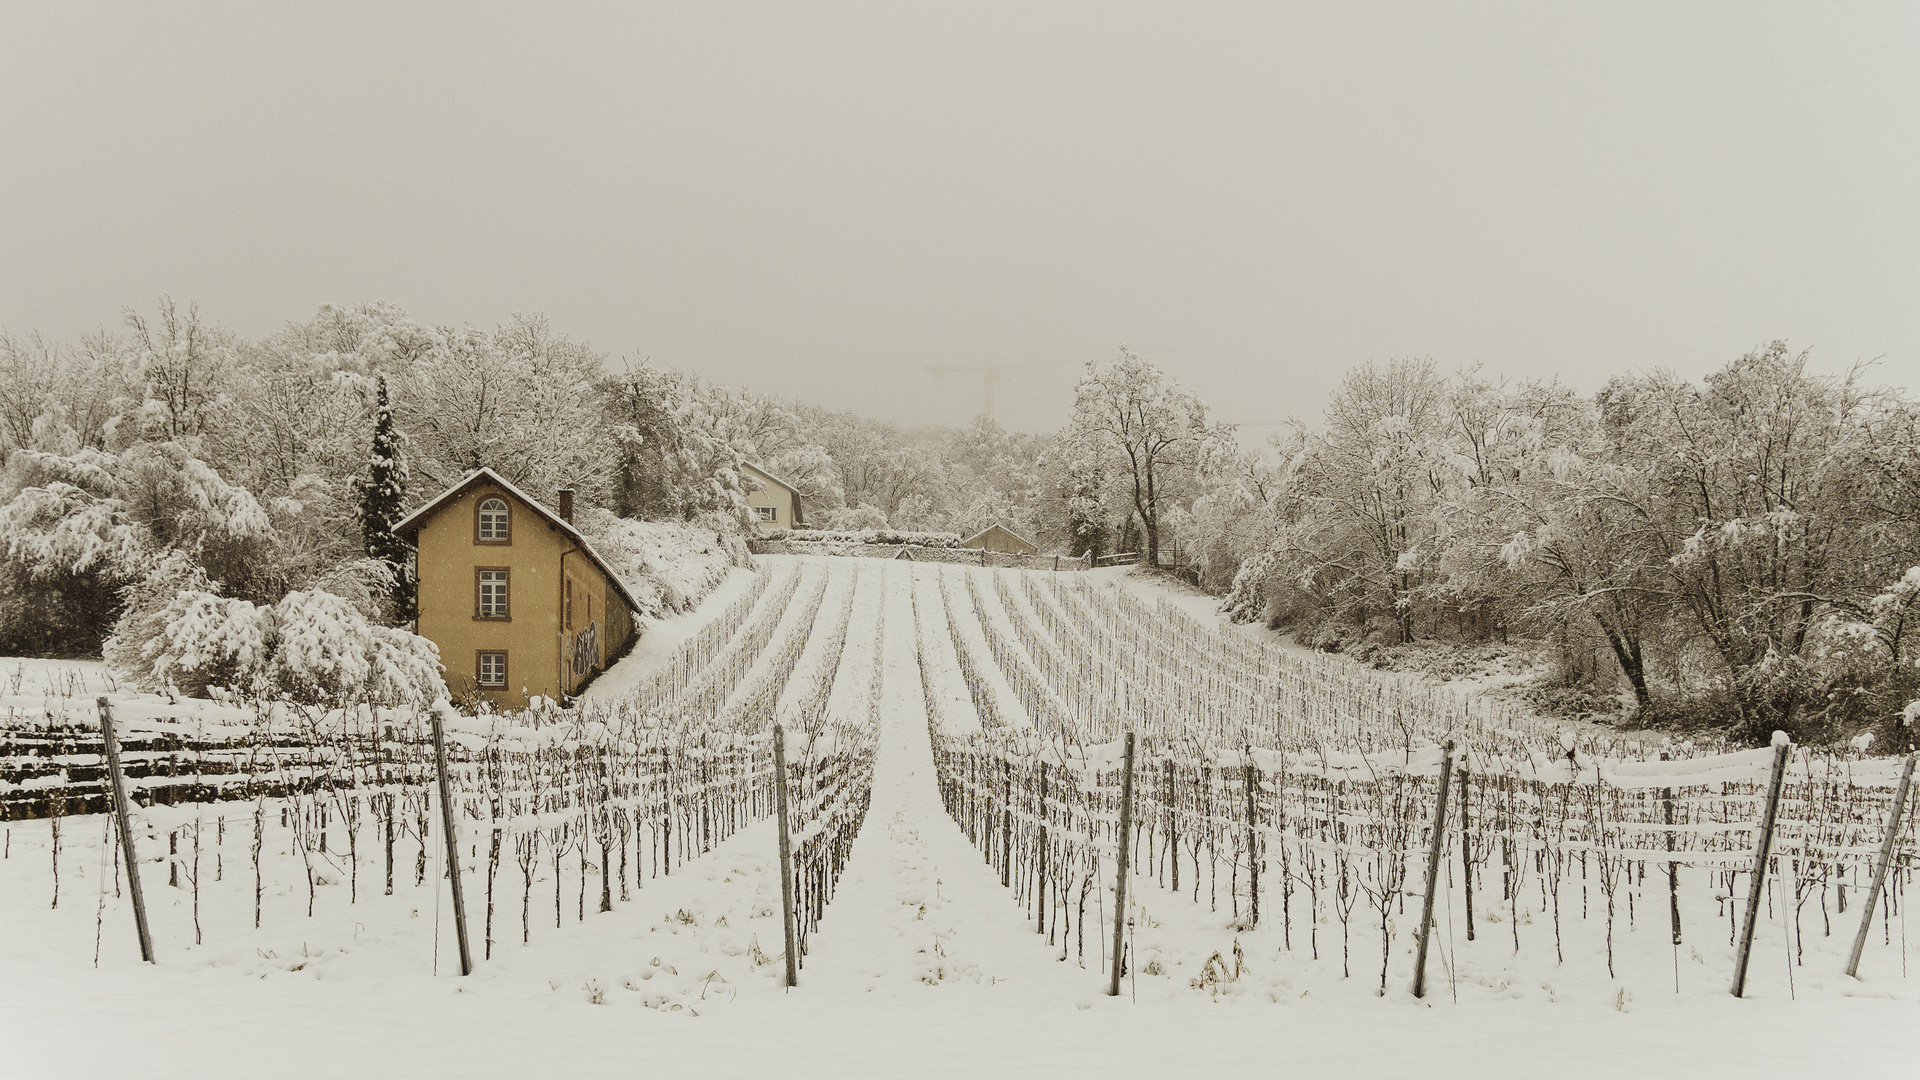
5;561;879;975
922;564;1919;994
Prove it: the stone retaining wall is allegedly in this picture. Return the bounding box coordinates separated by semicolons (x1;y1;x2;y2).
747;540;1093;571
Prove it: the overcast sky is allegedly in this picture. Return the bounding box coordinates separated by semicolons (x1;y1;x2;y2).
3;3;1915;434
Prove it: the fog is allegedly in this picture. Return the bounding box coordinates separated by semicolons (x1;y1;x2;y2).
3;2;1915;431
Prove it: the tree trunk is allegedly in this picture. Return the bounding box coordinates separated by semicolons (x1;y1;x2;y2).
1596;619;1652;712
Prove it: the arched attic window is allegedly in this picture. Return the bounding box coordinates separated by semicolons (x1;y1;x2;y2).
476;497;511;544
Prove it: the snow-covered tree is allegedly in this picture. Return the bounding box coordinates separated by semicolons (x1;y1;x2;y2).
394;315;608;501
1218;360;1453;642
125;297;237;444
600;362;756;521
1602;346;1907;733
1471;416;1666;710
0;432;276;651
0;440;148;652
352;376;413;621
1063;350;1218;570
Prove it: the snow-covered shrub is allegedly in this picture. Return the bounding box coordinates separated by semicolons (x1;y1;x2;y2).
105;582;442;705
268;590;411;703
140;590;268;697
104;550;257;696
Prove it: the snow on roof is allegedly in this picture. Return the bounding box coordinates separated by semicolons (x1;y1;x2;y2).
392;467;644;616
960;521;1038;551
740;461;806;525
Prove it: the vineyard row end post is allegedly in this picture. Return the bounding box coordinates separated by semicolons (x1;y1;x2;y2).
1002;755;1013;889
1456;757;1473;942
1660;753;1681;950
1412;741;1456;1000
1846;751;1917;979
96;697;154;964
429;708;473;976
1731;738;1792;998
773;725;800;989
1108;730;1136;998
1242;755;1259;928
1037;760;1049;937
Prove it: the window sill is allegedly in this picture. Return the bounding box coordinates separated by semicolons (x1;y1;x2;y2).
473;616;513;622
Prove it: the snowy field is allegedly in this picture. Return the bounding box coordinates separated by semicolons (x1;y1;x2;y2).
1;556;1913;1078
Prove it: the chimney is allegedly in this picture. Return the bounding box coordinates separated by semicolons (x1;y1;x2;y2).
557;488;575;524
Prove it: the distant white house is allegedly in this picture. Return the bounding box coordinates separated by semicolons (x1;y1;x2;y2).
741;462;805;533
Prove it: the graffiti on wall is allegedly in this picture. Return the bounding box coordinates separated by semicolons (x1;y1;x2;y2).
570;620;599;686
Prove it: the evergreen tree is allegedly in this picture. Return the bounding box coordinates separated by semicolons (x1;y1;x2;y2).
354;376;414;621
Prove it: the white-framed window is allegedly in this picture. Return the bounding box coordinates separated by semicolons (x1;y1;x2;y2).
477;568;509;619
478;497;510;543
477;651;507;688
754;505;777;522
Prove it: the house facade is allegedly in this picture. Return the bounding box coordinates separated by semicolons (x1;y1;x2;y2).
742;462;805;533
396;468;639;709
960;522;1039;555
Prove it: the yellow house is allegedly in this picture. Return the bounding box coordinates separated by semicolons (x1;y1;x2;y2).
396;468;640;709
742;461;805;533
960;522;1039;555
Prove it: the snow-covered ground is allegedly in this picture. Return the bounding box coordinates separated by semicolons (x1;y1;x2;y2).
1;656;255;735
577;511;751;624
1;557;1911;1078
580;564;762;703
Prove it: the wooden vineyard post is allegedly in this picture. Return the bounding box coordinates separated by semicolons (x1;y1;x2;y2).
1108;731;1136;998
969;751;980;851
661;745;673;877
1165;758;1178;894
1456;757;1473;942
429;708;473;976
1661;753;1681;951
773;725;799;989
1731;737;1792;998
1242;755;1260;927
1037;760;1050;936
96;697;154;964
1412;741;1456;1000
1846;752;1916;979
1002;755;1013;889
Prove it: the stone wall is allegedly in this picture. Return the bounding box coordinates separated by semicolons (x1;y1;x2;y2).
746;539;1093;572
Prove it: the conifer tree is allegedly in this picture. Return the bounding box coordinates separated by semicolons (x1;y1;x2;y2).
354;376;414;621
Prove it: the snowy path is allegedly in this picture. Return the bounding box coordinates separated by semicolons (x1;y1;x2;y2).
798;564;1092;1003
580;564;760;703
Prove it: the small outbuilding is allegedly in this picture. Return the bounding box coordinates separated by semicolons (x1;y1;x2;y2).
395;468;640;709
959;522;1039;555
742;462;805;533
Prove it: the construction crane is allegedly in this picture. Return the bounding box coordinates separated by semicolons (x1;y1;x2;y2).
927;358;1086;422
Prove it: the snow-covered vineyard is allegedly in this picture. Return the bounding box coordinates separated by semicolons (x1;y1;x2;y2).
2;556;1913;1077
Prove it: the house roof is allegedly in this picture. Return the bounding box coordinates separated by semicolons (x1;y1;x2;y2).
393;467;643;616
960;521;1038;552
740;461;806;526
